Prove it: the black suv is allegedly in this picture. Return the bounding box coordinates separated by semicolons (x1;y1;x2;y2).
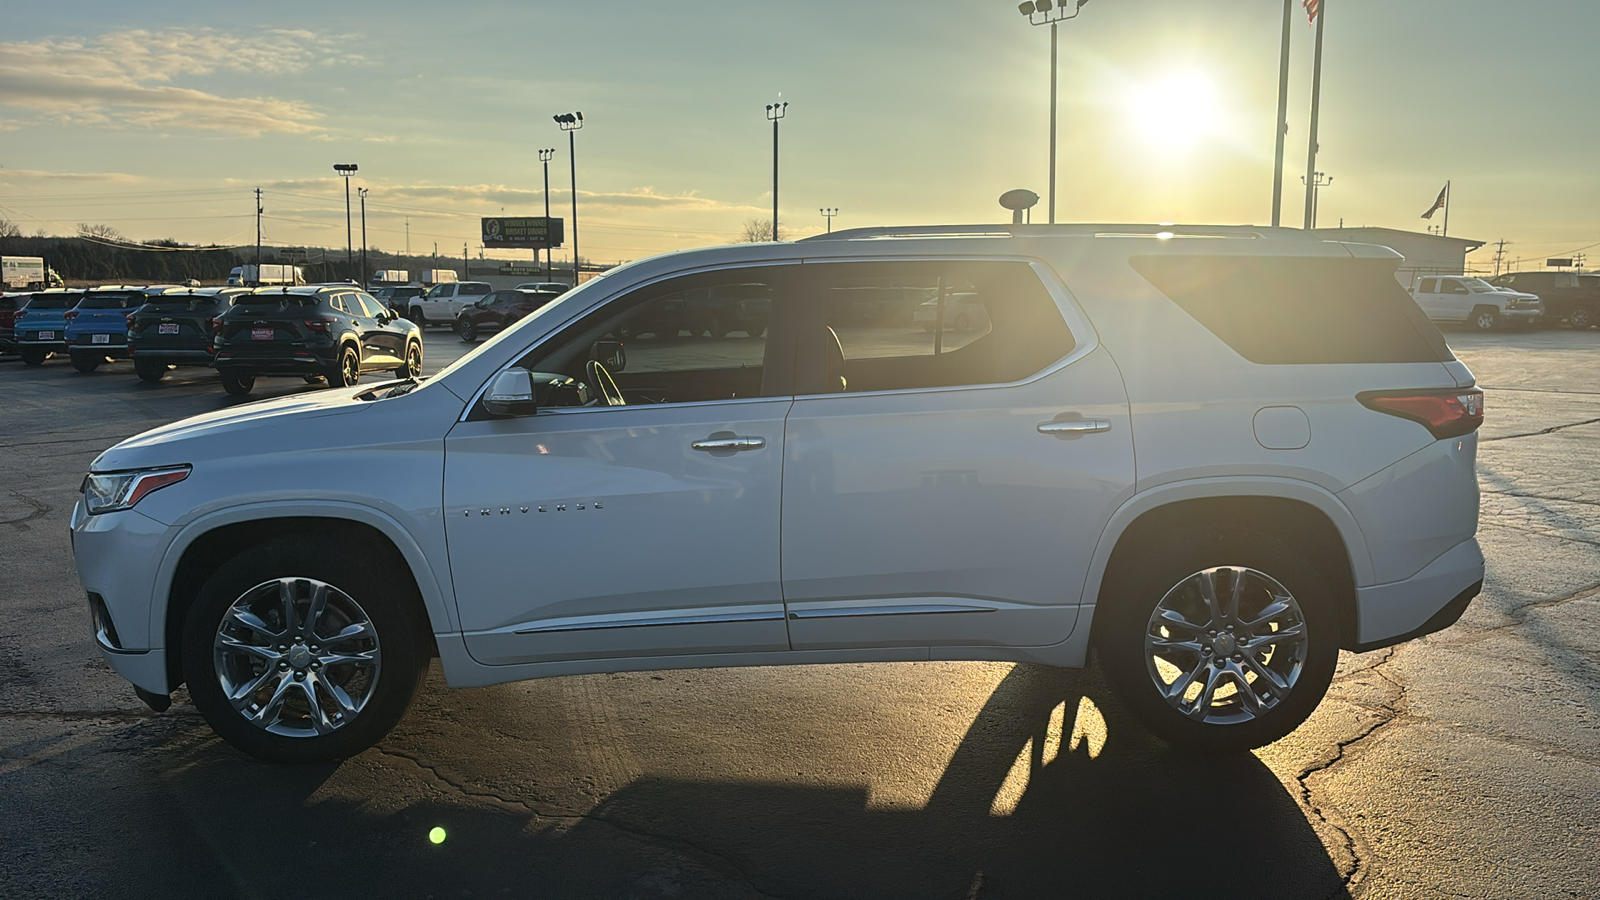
213;285;423;396
455;289;563;342
128;287;250;382
1489;271;1600;327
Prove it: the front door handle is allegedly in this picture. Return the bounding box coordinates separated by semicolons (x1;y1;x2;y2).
1038;417;1112;436
692;435;766;452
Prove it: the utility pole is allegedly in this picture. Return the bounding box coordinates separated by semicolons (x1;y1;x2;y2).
254;187;263;271
405;217;410;256
1302;0;1326;230
1492;239;1509;277
1271;0;1293;226
358;187;369;287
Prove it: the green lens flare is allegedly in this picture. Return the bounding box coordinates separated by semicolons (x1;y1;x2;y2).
429;826;446;845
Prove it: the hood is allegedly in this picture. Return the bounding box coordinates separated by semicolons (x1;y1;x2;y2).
92;387;372;471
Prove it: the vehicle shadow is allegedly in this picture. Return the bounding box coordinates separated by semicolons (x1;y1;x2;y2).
3;664;1349;899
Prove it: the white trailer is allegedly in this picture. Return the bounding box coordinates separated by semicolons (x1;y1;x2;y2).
1;256;49;289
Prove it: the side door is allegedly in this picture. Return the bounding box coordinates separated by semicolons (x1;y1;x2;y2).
1413;278;1440;319
443;263;802;666
1439;278;1471;319
779;259;1134;652
351;293;402;366
422;284;451;321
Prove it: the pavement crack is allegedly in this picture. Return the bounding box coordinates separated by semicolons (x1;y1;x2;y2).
1479;415;1600;442
0;707;158;722
375;747;790;899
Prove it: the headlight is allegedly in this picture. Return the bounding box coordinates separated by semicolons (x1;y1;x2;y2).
81;465;191;515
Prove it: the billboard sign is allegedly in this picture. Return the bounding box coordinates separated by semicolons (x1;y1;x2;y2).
482;216;564;250
1546;258;1574;268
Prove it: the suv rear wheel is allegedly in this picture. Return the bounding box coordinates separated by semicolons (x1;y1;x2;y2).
135;359;169;383
220;371;254;396
1097;527;1339;753
71;352;103;373
21;347;48;366
182;536;426;762
1569;308;1593;329
333;346;360;387
457;318;477;343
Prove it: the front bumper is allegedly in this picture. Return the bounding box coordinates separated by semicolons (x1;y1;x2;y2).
1501;308;1541;322
72;500;175;693
1349;537;1484;650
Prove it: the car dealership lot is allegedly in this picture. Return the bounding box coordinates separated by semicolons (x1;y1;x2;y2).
1;328;1597;898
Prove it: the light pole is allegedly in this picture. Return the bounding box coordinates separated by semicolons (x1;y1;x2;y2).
333;163;358;277
1301;171;1331;229
358;187;369;286
1016;0;1088;224
553;112;582;285
766;101;788;241
820;207;838;233
539;147;556;278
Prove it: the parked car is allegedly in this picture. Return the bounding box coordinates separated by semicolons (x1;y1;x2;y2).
64;286;166;373
127;287;250;382
371;285;425;312
406;281;493;327
12;289;83;366
913;292;992;332
1410;276;1541;330
456;289;564;342
513;281;572;293
212;284;422;396
0;292;25;353
621;282;770;339
73;223;1484;763
1489;271;1600;327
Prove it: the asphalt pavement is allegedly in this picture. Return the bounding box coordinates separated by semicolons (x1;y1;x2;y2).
0;325;1596;899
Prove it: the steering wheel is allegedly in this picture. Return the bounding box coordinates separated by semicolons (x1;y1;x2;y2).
585;359;626;407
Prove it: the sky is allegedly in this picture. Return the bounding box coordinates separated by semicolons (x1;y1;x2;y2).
1;0;1597;273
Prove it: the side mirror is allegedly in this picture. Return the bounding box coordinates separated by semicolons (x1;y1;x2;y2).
590;339;626;371
484;369;539;417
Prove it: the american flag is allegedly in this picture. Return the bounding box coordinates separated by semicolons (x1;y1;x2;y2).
1304;0;1319;22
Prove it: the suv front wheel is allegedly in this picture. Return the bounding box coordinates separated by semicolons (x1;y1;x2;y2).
182;536;427;763
1096;527;1339;753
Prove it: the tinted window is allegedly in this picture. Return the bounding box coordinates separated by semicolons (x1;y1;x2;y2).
1130;255;1453;365
1443;280;1468;294
25;293;82;310
799;260;1074;394
1417;278;1437;293
79;292;143;310
460;283;492;296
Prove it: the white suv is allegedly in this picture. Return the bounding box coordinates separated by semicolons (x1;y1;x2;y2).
72;224;1486;762
1411;275;1542;330
407;281;493;327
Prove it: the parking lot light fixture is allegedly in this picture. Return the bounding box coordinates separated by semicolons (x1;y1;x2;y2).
1016;0;1088;224
539;147;556;277
766;101;788;241
333;164;359;276
820;208;838;233
554;113;583;285
358;187;369;287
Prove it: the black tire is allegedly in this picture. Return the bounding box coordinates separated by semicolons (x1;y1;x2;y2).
220;371;255;396
1470;306;1499;332
71;352;102;373
1095;527;1340;753
408;308;426;329
333;346;360;387
20;347;47;366
457;318;477;343
1569;307;1593;329
135;359;168;383
748;323;767;338
708;316;729;339
393;341;422;379
181;535;427;763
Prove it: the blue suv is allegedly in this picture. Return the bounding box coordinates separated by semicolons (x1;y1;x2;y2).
65;286;176;373
14;290;84;366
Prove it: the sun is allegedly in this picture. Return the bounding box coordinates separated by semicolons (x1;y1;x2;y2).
1126;71;1221;154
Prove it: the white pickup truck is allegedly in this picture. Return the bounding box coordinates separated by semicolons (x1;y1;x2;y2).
406;281;493;327
1411;275;1542;331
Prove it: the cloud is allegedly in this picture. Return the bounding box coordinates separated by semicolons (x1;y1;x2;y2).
0;28;346;135
242;179;766;217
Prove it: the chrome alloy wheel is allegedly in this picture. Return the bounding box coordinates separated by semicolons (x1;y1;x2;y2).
213;578;382;738
1143;566;1309;726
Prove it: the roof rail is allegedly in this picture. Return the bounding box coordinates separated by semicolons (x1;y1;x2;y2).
798;223;1295;242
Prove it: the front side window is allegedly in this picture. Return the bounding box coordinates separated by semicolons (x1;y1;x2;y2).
795;260;1075;395
513;266;791;407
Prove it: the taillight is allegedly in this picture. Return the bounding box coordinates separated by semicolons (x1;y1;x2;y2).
126;313;137;329
1358;389;1484;440
211;318;223;336
64;310;79;322
12;310;24;321
304;317;335;332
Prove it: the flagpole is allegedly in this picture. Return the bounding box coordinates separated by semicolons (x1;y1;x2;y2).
1271;0;1293;227
1442;180;1450;237
1302;0;1326;230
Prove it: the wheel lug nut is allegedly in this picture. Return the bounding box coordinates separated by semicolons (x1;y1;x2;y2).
1232;653;1243;661
278;661;289;670
294;671;305;680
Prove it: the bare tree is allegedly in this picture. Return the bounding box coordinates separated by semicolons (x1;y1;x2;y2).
734;218;784;243
77;222;126;242
0;218;21;239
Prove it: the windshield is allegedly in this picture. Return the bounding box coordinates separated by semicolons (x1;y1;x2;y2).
1461;278;1500;292
24;293;81;310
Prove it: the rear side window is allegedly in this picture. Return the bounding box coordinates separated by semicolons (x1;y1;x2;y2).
1130;255;1453;365
461;283;492;296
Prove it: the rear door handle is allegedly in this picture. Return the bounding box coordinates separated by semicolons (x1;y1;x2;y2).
692;435;766;452
1038;417;1111;436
